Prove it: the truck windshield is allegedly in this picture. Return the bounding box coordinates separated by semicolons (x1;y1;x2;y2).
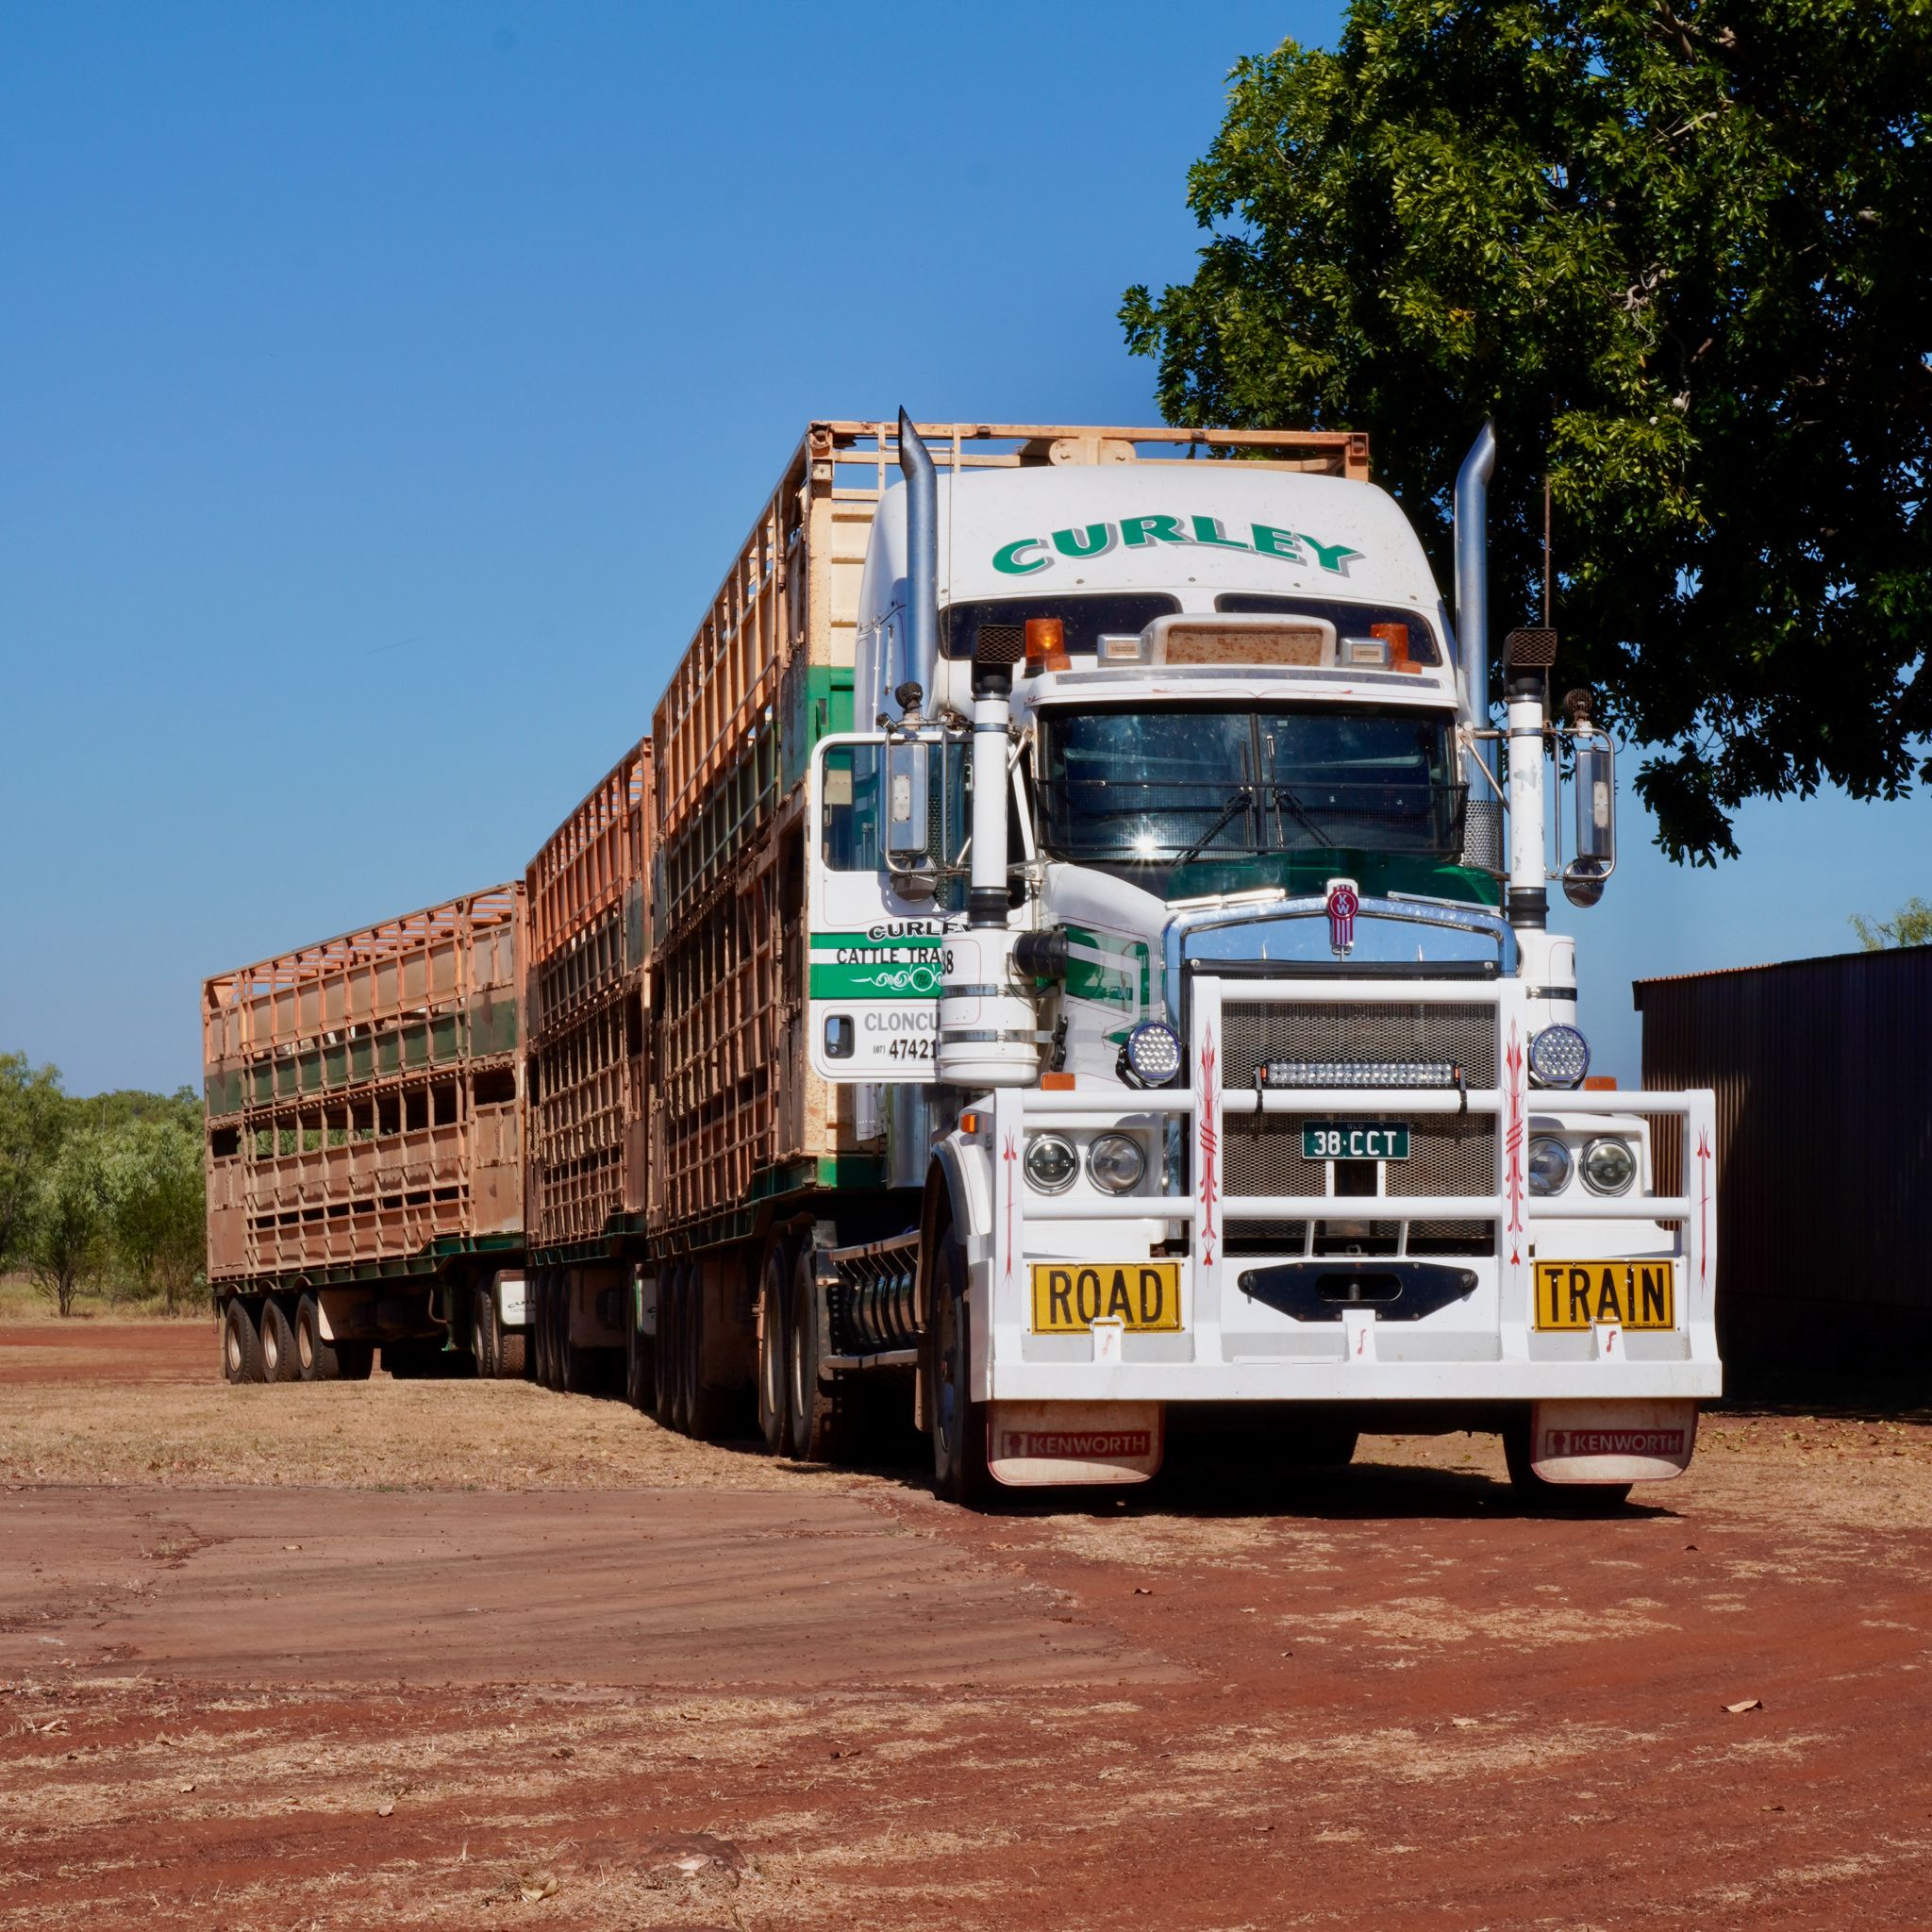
1037;704;1463;870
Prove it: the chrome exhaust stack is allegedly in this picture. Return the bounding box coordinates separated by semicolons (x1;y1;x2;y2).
1453;420;1497;733
895;408;938;716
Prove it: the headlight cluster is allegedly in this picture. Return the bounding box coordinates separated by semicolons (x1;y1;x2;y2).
1527;1133;1637;1196
1023;1132;1146;1195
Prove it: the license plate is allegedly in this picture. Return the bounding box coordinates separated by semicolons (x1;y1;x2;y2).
1030;1261;1183;1334
1534;1259;1675;1330
1303;1122;1410;1160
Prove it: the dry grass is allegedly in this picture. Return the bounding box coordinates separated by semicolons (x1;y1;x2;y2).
0;1370;883;1492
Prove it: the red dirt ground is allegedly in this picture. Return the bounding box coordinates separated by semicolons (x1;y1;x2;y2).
3;1323;1931;1929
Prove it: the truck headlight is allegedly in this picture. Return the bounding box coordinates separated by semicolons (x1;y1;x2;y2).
1087;1133;1145;1194
1581;1136;1636;1195
1528;1024;1590;1090
1024;1133;1078;1194
1527;1135;1573;1195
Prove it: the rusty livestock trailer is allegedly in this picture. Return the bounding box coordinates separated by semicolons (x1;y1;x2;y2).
203;887;529;1383
521;739;654;1394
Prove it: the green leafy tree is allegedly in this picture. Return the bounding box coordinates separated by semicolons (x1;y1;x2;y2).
0;1054;68;1271
105;1118;207;1312
1122;1;1932;861
27;1129;110;1317
1850;895;1932;949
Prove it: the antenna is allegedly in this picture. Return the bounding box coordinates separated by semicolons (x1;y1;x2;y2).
1542;473;1553;628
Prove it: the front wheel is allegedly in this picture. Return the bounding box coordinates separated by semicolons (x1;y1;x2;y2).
1503;1417;1632;1513
926;1225;991;1507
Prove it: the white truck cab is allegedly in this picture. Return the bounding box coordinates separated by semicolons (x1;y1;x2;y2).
808;415;1718;1505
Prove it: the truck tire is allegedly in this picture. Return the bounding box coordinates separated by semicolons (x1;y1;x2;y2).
683;1261;729;1441
625;1284;657;1412
536;1273;560;1391
335;1340;375;1380
787;1245;843;1462
498;1326;527;1380
221;1297;265;1384
558;1271;600;1395
258;1297;301;1383
757;1240;791;1455
474;1293;500;1378
294;1293;344;1382
1503;1416;1632;1513
927;1224;991;1506
652;1264;680;1429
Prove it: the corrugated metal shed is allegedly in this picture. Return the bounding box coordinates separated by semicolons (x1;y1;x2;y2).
1636;947;1932;1384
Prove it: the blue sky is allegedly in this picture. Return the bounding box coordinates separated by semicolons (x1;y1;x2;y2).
3;2;1926;1095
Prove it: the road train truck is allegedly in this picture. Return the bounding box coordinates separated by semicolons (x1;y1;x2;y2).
207;418;1721;1507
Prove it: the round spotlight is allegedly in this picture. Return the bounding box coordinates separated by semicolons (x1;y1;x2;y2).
1581;1137;1637;1195
1023;1133;1078;1194
1087;1134;1146;1194
1124;1021;1183;1088
1527;1135;1573;1196
1528;1024;1591;1090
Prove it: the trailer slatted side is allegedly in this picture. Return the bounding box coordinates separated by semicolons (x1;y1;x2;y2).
201;887;525;1287
523;740;653;1256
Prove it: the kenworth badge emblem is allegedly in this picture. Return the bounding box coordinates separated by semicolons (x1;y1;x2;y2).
1325;877;1360;957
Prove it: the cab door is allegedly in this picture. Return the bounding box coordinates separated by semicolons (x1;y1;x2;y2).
807;733;951;1083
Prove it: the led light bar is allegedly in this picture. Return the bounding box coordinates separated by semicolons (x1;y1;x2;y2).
1258;1059;1458;1091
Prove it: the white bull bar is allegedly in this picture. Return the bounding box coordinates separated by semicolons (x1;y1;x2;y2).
982;974;1720;1403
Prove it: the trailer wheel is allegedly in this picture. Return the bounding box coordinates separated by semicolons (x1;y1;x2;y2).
221;1297;265;1385
335;1341;375;1381
653;1264;685;1431
535;1273;560;1391
683;1261;729;1441
757;1241;791;1455
558;1271;600;1395
1502;1417;1633;1513
294;1294;344;1382
258;1296;300;1382
474;1292;500;1378
927;1225;991;1506
625;1278;656;1412
498;1326;527;1380
787;1246;843;1462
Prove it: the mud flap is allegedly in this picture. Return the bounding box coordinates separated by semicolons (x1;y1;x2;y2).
988;1402;1165;1487
1530;1398;1698;1484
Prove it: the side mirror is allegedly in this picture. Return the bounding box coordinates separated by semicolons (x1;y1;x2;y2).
885;741;930;859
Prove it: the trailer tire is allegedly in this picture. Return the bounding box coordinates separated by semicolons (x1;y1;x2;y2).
294;1293;343;1382
536;1273;561;1391
558;1272;600;1395
683;1262;729;1442
335;1341;375;1380
474;1292;499;1378
625;1285;656;1412
927;1224;991;1507
654;1264;686;1432
1503;1417;1632;1513
757;1240;791;1455
498;1327;527;1379
221;1297;265;1384
786;1246;845;1462
258;1296;300;1382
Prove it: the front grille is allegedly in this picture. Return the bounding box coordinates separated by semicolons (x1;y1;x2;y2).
1223;1109;1497;1259
1225;1112;1494;1196
1222;1000;1497;1090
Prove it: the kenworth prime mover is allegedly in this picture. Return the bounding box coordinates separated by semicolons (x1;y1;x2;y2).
205;417;1720;1507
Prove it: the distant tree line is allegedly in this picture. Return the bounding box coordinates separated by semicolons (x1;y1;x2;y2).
0;1054;205;1317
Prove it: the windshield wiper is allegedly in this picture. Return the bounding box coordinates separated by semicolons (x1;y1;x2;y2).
1271;780;1334;848
1174;789;1257;867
